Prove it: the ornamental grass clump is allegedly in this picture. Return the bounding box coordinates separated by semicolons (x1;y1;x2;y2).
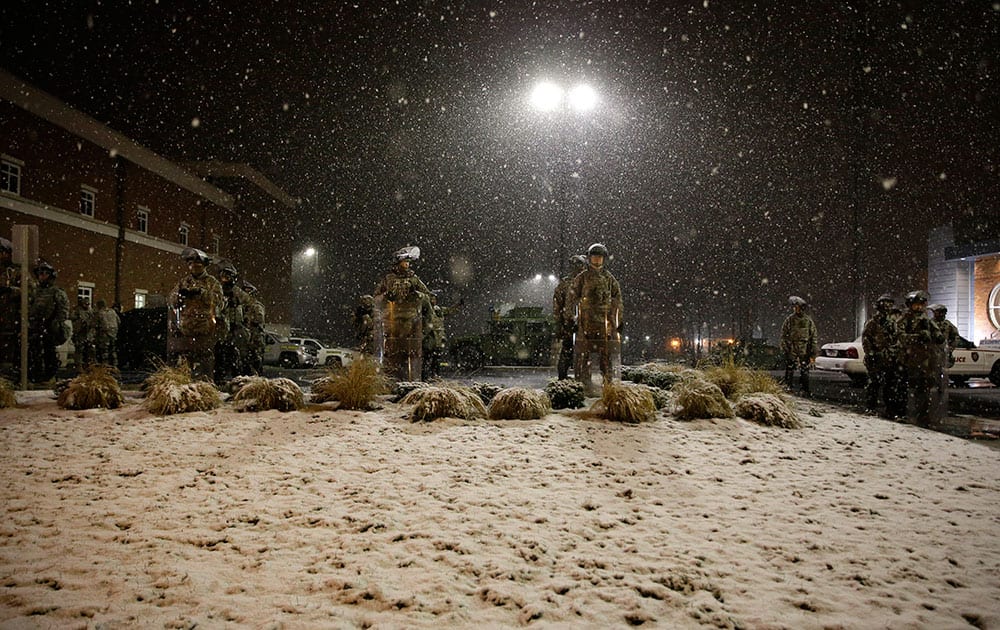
0;378;16;409
401;385;487;422
230;376;304;412
143;363;221;416
734;393;802;429
544;378;586;410
672;377;734;421
703;362;786;402
390;380;430;403
57;364;125;410
487;387;551;420
311;357;387;410
592;380;657;423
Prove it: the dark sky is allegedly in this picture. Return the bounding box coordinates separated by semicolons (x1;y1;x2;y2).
2;1;997;348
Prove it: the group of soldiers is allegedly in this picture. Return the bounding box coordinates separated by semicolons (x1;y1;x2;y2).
69;296;120;371
167;247;266;382
356;246;453;382
862;290;961;425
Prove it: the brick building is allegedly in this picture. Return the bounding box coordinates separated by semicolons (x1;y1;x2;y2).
0;68;296;328
928;220;1000;345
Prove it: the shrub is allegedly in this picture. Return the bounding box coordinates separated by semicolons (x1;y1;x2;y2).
390;380;430;403
642;384;672;410
470;381;503;406
231;376;305;412
734;394;802;429
487;387;551;420
703;359;785;402
58;365;125;410
672;377;734;420
592;380;657;423
544;378;586;410
401;386;487;422
143;363;221;416
312;357;388;410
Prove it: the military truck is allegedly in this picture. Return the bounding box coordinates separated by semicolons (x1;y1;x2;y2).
448;306;555;371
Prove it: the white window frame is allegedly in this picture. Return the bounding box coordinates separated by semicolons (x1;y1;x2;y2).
77;282;95;304
136;206;149;234
178;223;190;246
1;155;23;195
80;185;97;217
988;283;1000;331
134;289;148;309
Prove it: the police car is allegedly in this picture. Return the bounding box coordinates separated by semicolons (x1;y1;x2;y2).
816;336;1000;386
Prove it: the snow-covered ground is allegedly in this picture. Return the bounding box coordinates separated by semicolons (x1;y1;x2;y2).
1;390;998;628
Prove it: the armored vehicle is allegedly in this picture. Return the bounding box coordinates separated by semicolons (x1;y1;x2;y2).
448;306;555;371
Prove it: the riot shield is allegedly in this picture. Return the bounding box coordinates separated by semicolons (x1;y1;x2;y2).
374;294;424;381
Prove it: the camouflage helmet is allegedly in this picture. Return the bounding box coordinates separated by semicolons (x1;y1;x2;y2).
0;237;11;253
394;245;420;262
181;247;212;264
788;295;807;307
360;294;374;308
876;293;894;305
904;290;929;306
570;254;588;267
927;303;947;314
216;260;238;278
242;281;258;295
33;259;56;278
587;243;609;258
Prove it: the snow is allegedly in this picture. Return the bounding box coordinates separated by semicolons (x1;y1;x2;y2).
0;390;998;627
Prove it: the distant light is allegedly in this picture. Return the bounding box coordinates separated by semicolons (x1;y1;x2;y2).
529;82;563;112
568;84;598;112
532;273;543;282
303;247;316;258
547;274;557;282
644;335;650;342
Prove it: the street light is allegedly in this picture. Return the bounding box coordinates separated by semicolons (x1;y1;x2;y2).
527;79;599;276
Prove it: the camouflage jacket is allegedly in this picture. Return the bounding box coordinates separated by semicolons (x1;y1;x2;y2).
552;276;574;336
96;307;120;338
70;305;97;342
168;271;225;338
220;285;253;342
374;268;429;306
29;281;69;337
780;312;818;360
862;312;898;367
569;266;623;339
935;318;961;353
897;311;945;373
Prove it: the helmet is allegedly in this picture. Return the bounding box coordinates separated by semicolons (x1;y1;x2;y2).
181;247;212;264
587;243;609;258
360;294;374;308
394;246;420;262
242;281;258;295
928;303;947;313
570;254;588;267
876;293;894;305
217;260;238;278
788;295;806;306
33;260;56;277
904;290;929;306
0;238;11;253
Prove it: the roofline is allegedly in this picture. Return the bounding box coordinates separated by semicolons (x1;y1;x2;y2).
182;161;299;209
0;68;233;210
944;239;1000;261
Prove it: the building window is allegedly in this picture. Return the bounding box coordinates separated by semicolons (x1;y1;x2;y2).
134;289;147;309
989;283;1000;330
136;207;149;234
77;283;94;304
80;186;96;217
1;157;22;195
178;223;189;246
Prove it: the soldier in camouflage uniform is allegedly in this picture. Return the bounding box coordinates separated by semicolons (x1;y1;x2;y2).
897;290;946;426
373;246;430;381
69;295;97;372
569;243;623;395
353;295;375;355
780;296;819;397
213;261;253;383
862;294;903;418
94;300;120;367
0;238;32;379
927;304;961;368
242;282;266;375
168;248;225;381
552;254;588;380
28;260;69;383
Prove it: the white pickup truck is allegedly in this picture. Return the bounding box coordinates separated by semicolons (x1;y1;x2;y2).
816;336;1000;386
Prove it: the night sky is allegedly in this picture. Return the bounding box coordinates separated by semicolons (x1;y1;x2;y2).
2;1;997;349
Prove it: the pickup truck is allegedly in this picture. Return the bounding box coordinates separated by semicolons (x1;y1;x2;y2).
263;332;318;369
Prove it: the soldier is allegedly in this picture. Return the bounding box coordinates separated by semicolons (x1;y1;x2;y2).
862;294;903;418
421;291;459;381
69;295;97;371
213;261;253;383
569;243;623;395
167;247;225;381
927;304;961;368
780;296;819;397
242;281;266;375
0;238;32;378
28;260;69;383
897;290;946;426
553;254;588;380
373;246;430;381
94;299;120;367
353;294;375;355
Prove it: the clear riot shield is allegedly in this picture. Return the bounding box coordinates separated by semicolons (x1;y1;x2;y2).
573;308;622;394
374;294;424;381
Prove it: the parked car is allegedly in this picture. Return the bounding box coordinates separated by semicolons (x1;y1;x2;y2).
288;337;354;367
816;336;1000;387
263;332;318;369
